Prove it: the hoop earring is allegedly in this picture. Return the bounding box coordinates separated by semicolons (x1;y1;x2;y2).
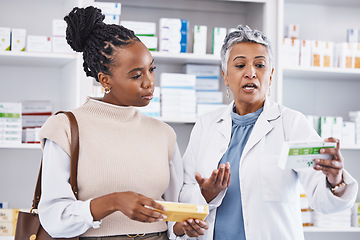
226;87;230;98
105;87;111;94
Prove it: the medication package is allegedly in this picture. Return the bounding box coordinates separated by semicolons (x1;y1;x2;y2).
279;141;336;169
152;201;209;222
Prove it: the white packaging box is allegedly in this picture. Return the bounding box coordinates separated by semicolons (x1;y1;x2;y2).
103;14;120;25
331;116;343;140
159;18;188;53
22;127;41;143
160;73;196;89
288;38;300;66
323;41;334;68
319;116;333;139
335;42;353;68
138;36;157;51
27;35;52;53
353;43;360;69
347;28;358;43
0;102;22;144
93;2;121;15
341;121;356;146
197;104;227;117
52;19;66;36
52;36;73;53
0;27;11;51
0;221;14;236
278;141;336;170
306;115;320;134
22;115;50;128
311;41;323;67
285;24;299;39
282;38;300;66
299;40;312;67
11;28;26;52
212;27;226;56
196;91;223;104
120;21;156;36
22;100;52;114
185;64;220;91
193;25;207;55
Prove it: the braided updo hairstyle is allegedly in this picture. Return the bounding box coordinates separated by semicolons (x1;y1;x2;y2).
64;6;140;82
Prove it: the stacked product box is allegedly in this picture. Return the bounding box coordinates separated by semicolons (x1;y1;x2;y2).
313;209;352;228
184;64;225;116
21;101;52;144
160;73;196;119
121;20;157;51
212;27;227;56
94;2;121;25
349;111;360;145
0;103;22;144
137;87;160;117
184;64;220;91
193;25;207;55
91;84;105;98
52;19;73;53
159;18;188;53
0;209;19;236
318;116;343;140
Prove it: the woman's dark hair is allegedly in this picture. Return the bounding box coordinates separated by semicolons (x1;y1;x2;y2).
64;6;140;82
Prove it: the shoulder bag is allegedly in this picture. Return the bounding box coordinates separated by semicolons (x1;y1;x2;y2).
14;111;80;240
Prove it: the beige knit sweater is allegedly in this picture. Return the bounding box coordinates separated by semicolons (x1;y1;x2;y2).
39;98;176;237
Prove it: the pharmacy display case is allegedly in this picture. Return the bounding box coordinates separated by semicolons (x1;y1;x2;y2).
1;0;359;239
277;0;360;238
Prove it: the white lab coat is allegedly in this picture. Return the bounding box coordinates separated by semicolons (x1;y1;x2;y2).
180;98;358;240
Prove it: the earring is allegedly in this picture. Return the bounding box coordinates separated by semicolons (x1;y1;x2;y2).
226;87;230;98
268;87;271;97
105;87;111;94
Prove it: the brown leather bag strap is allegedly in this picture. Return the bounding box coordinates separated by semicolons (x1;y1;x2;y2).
32;111;79;209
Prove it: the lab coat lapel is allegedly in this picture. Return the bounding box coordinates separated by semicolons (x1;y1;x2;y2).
216;102;233;142
241;98;281;162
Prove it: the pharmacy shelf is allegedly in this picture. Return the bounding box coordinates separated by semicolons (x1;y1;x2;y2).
0;237;13;240
303;227;360;232
0;51;77;67
285;0;360;8
151;51;220;65
156;116;197;124
0;143;41;149
283;66;360;80
342;145;360;150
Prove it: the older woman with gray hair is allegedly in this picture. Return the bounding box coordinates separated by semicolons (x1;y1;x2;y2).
174;25;358;239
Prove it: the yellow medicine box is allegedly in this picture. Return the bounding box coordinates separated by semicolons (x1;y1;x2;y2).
155;201;209;222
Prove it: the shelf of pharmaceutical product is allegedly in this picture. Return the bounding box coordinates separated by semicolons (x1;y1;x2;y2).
0;143;41;149
0;51;77;67
303;227;360;232
285;0;360;8
0;237;13;240
151;51;220;65
283;66;360;81
157;116;197;124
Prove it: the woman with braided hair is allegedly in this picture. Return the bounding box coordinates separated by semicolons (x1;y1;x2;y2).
38;6;208;240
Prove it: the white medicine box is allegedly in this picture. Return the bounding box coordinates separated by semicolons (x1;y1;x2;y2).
11;28;26;52
27;35;52;53
0;27;11;51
